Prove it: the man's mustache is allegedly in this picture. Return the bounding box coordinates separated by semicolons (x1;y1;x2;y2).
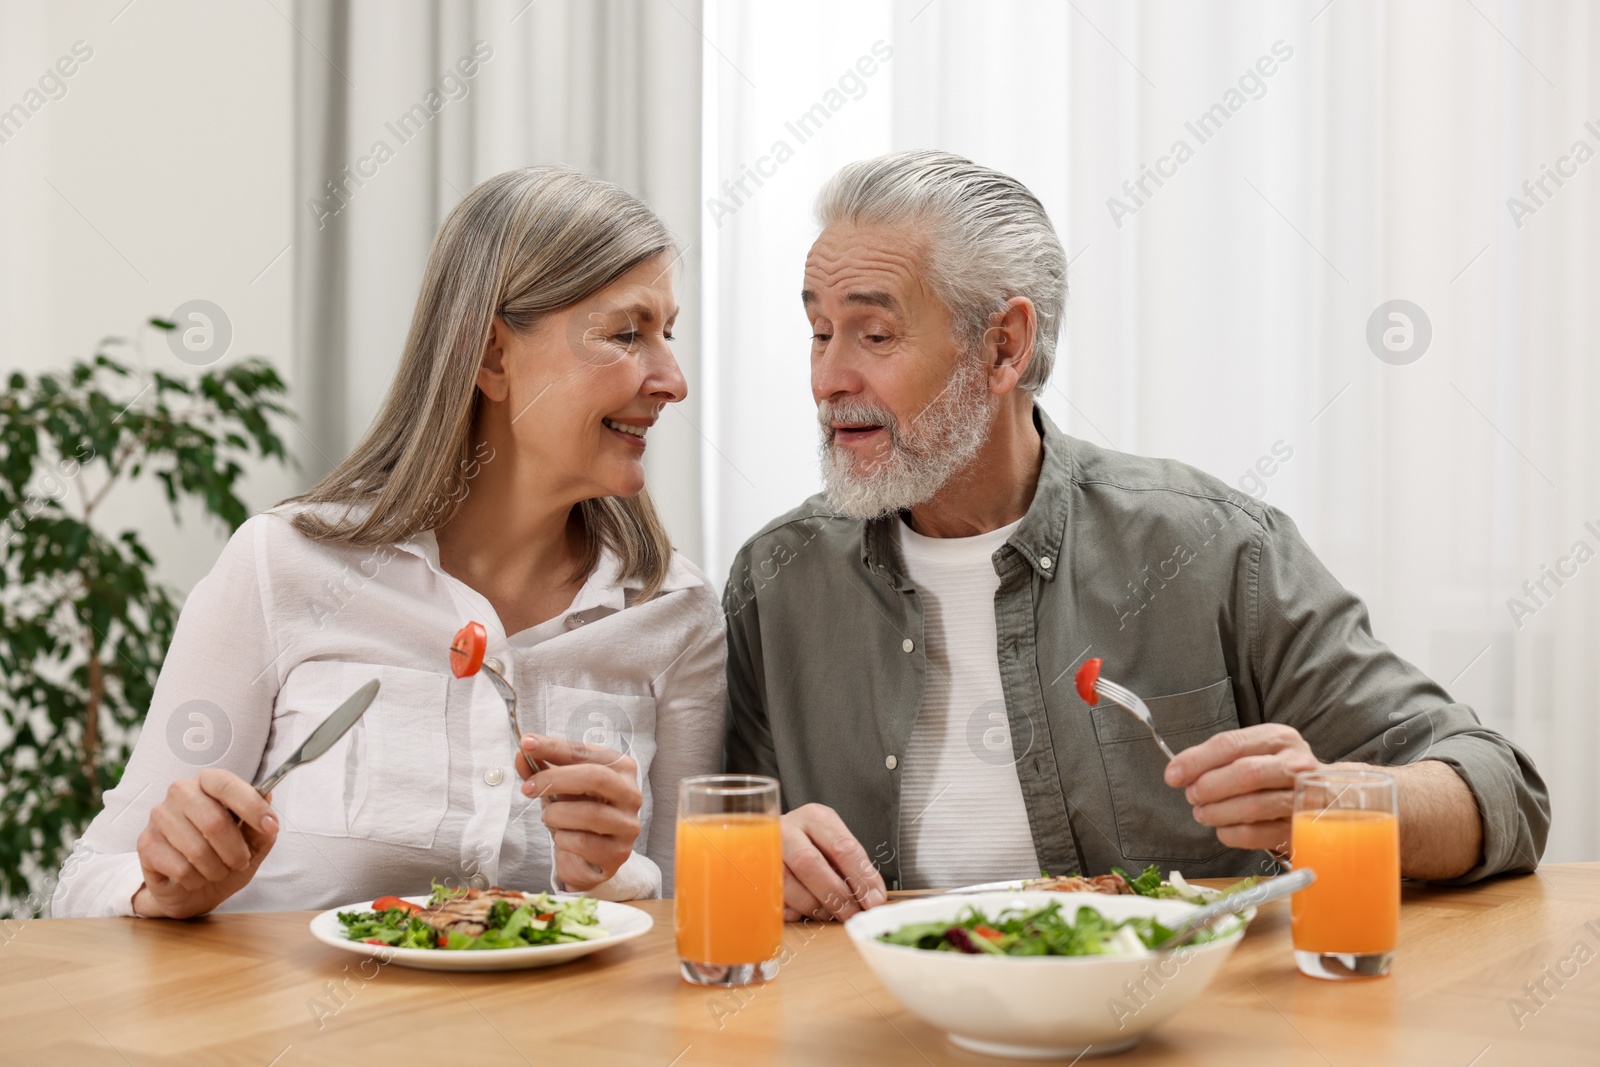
817;401;900;444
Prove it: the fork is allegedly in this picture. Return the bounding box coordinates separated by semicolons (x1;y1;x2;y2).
1075;658;1178;762
450;621;540;756
449;621;605;879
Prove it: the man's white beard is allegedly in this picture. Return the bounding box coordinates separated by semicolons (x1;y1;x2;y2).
817;352;994;520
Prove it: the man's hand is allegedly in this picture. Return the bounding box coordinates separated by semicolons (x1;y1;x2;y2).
780;803;887;922
1163;723;1322;852
133;769;279;919
519;734;642;892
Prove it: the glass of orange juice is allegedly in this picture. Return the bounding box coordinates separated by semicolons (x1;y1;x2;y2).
674;774;783;986
1290;770;1400;979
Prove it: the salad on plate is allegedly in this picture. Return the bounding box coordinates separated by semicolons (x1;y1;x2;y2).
337;883;608;951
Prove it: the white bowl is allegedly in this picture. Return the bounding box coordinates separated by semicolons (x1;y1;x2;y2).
845;891;1246;1059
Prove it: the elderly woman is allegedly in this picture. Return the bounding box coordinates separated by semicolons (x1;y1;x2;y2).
55;167;724;917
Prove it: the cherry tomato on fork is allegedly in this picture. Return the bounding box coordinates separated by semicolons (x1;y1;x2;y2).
1075;658;1103;705
450;621;487;678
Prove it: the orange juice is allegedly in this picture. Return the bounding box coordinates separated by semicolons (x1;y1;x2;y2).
1290;809;1400;953
675;813;783;964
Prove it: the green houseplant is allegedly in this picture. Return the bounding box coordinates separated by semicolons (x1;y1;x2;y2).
0;319;292;916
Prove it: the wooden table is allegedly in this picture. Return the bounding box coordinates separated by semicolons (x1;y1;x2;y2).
4;864;1597;1066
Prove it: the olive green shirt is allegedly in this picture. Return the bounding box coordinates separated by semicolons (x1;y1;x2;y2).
723;408;1549;889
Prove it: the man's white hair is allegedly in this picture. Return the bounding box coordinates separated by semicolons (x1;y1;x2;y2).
814;149;1068;394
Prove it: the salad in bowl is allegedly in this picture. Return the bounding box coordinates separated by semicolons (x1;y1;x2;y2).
846;869;1260;1058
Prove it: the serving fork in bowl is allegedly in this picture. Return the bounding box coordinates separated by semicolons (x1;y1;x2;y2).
1075;657;1178;762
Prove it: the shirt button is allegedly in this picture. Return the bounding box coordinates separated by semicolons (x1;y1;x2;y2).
468;873;488;890
902;638;914;653
484;656;504;674
885;754;898;770
1040;556;1053;570
565;614;584;629
484;767;505;786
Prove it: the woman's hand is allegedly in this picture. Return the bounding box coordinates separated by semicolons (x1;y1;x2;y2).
133;769;279;919
517;734;642;892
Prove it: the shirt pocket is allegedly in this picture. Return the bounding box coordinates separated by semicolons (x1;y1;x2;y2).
543;685;657;835
270;660;450;849
1091;677;1240;864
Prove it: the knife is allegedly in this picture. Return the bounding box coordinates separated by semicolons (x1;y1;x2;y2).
255;679;380;796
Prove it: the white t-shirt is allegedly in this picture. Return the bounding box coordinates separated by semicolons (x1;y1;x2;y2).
892;515;1041;889
52;508;726;917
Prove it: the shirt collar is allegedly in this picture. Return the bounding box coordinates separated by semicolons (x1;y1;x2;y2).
398;526;701;607
1008;404;1072;581
861;404;1072;583
257;488;674;614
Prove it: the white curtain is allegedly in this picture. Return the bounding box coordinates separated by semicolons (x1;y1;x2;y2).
703;0;1599;863
292;0;705;558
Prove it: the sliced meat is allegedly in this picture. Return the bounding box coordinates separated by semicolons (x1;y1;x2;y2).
1020;873;1132;895
1087;872;1132;894
414;887;535;938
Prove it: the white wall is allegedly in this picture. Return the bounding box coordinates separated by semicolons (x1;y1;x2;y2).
0;0;296;592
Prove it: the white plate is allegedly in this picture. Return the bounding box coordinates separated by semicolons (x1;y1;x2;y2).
949;878;1031;893
946;877;1225;901
308;894;654;972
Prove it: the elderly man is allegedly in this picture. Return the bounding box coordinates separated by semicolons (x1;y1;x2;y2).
723;149;1550;922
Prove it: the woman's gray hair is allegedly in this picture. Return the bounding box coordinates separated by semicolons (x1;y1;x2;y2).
814;150;1067;394
280;165;678;599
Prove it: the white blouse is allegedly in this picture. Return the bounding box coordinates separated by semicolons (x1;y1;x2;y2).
52;508;727;917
